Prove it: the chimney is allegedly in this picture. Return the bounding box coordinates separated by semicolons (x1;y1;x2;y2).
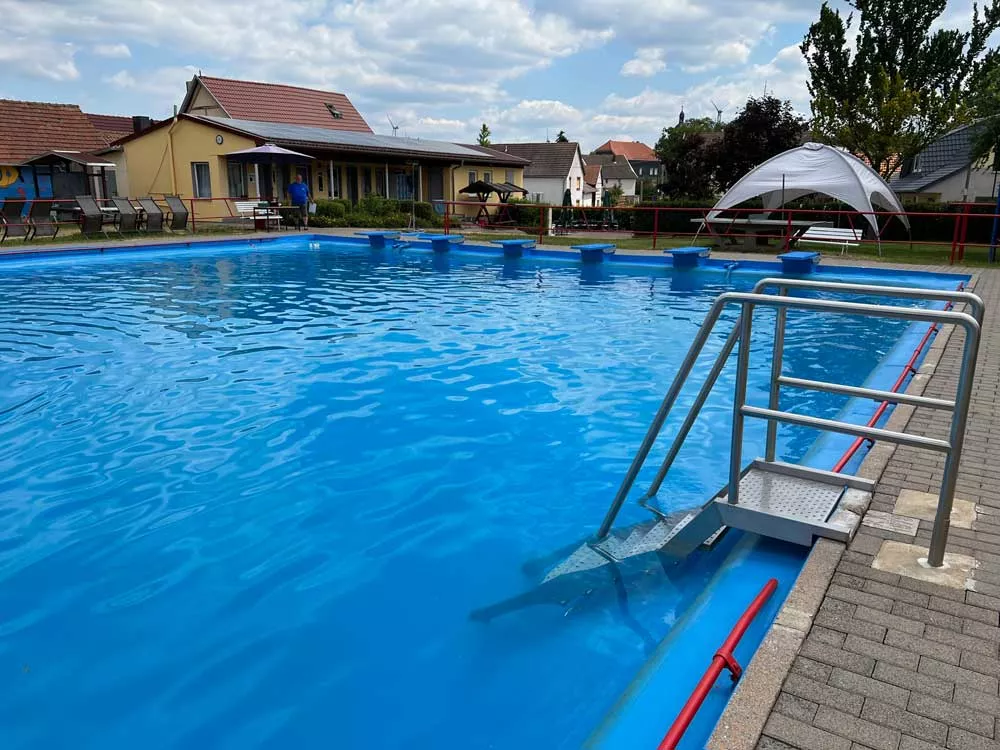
132;116;153;133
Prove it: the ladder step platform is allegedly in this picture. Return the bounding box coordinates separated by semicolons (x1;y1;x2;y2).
714;459;874;546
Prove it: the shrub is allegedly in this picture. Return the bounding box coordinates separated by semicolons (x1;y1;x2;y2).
382;212;411;229
413;201;437;221
345;212;378;227
309;214;337;228
314;200;346;219
356;195;401;216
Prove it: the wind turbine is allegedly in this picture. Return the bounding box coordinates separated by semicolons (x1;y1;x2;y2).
710;99;725;125
387;114;401;136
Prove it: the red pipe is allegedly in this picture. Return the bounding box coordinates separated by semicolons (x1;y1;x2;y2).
657;578;778;750
830;282;965;473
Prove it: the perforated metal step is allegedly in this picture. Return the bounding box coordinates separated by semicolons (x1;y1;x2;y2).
714;460;875;546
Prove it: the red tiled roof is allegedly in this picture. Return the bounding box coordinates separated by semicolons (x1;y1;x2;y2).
192;76;372;133
584;163;601;187
86;113;135;145
0;99;108;164
593;140;658;162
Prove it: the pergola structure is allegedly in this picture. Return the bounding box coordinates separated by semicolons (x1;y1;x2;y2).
459;179;528;225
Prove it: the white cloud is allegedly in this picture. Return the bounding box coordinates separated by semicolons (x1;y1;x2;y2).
93;43;131;58
0;36;78;81
621;48;666;77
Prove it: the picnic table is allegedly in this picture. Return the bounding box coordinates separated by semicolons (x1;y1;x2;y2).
691;217;833;250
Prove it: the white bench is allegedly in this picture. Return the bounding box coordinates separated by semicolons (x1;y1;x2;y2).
797;226;863;255
234;201;282;230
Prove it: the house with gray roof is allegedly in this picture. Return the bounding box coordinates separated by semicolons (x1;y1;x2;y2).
488;142;585;206
890;121;997;203
582;153;638;201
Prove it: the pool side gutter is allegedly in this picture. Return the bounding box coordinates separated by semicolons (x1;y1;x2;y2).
705;274;970;750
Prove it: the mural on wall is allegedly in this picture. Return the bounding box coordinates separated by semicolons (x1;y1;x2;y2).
0;166;52;203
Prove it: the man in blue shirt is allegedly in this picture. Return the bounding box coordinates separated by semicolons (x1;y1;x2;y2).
288;174;310;227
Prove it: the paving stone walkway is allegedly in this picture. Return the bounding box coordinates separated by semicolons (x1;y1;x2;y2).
758;267;1000;750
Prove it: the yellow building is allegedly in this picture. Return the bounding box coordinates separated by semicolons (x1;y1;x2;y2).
106;75;527;223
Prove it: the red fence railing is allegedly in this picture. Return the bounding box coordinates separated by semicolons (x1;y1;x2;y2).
438;199;1000;264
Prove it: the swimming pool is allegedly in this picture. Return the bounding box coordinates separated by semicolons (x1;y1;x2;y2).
0;236;965;749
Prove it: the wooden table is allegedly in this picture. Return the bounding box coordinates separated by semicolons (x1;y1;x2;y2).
691;217;833;250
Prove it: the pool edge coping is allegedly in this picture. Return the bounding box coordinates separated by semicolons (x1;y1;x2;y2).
704;270;973;750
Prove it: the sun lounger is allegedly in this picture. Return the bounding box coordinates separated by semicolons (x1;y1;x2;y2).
0;198;29;242
164;195;189;231
111;197;139;232
27;200;58;241
138;198;164;231
75;195;116;236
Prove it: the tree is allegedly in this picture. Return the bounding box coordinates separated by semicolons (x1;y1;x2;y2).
477;123;491;146
654;117;721;199
555;130;569;143
802;0;1000;179
713;96;807;190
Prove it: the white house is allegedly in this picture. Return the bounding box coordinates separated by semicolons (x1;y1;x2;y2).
583;162;604;206
583;153;638;201
891;121;998;203
488;142;586;205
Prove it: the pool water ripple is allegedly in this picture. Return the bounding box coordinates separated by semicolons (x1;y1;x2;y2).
0;241;952;749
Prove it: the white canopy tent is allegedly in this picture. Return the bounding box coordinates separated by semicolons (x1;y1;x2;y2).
707;142;909;237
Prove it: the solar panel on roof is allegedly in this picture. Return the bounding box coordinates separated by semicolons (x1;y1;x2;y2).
202;116;493;159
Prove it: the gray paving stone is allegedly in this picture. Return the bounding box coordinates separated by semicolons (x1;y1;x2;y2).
930;597;999;627
946;726;1000;749
757;737;799;750
763;714;852;750
829;585;896;614
954;685;1000;715
813;706;903;750
874;661;954;700
817;608;890;642
908;692;995;739
865;579;931;607
830;667;910;708
856;604;926;636
885;629;962;665
899;736;946;750
959;651;1000;683
862;698;948;746
846;633;921;669
919;657;999;695
962;619;1000;646
791;655;833;684
801;638;876;677
893;600;964;633
773;692;819;723
782;673;865;716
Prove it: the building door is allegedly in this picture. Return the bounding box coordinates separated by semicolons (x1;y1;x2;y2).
428;167;444;201
259;166;274;201
346;166;358;205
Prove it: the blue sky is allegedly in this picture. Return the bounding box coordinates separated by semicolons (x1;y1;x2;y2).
0;0;980;151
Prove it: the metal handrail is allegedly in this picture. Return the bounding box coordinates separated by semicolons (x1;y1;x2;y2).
595;280;982;569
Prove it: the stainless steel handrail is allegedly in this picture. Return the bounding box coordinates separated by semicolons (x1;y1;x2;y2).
594;281;982;569
641;279;980;502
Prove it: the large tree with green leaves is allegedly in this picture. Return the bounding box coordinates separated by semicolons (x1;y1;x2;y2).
654;117;722;199
713;96;806;190
802;0;1000;179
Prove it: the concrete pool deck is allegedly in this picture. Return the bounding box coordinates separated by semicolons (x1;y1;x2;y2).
3;230;997;749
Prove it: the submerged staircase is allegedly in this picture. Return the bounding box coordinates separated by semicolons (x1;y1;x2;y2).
474;279;982;619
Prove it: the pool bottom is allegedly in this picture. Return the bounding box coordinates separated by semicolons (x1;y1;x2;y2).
586;532;807;749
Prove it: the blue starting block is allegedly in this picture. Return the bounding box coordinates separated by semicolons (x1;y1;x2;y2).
778;250;821;274
356;231;401;249
408;233;464;252
492;239;536;257
666;246;710;269
572;243;616;262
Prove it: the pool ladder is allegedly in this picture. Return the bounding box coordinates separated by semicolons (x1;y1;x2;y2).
546;278;983;583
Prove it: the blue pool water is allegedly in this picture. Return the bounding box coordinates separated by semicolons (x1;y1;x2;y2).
0;237;962;749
